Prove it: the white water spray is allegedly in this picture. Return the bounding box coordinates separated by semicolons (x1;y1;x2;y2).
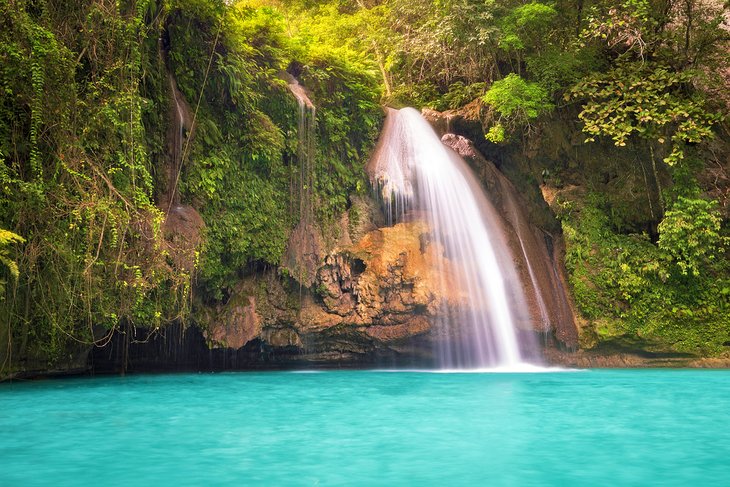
368;107;534;368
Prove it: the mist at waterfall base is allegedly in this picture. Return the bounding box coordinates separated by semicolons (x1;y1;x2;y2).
368;107;540;369
2;370;730;486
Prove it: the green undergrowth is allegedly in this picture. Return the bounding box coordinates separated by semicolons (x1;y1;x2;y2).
557;192;730;356
1;0;189;369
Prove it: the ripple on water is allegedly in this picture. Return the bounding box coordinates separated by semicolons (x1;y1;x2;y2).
0;369;728;487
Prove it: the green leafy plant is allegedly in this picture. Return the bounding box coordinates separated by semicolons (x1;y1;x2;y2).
0;228;24;297
658;197;727;277
569;63;723;165
485;123;506;143
483;74;553;120
499;1;557;53
482;73;553;137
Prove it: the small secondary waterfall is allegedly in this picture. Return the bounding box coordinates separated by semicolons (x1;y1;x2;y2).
168;74;185;205
289;79;316;224
283;77;321;290
368;107;535;369
518;236;551;329
167;72;192;207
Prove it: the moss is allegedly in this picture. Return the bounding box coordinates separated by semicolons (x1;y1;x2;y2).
166;2;382;300
556;192;730;356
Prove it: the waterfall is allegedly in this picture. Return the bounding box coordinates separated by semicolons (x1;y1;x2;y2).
168;73;188;207
368;107;535;369
517;236;551;330
282;77;321;291
288;79;316;224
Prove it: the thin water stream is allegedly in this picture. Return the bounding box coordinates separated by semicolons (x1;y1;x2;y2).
289;79;316;224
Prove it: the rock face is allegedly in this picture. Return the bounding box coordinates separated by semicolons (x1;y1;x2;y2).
162;204;204;273
193;220;454;365
180;117;581;367
207;296;261;349
281;220;324;288
190;130;581;365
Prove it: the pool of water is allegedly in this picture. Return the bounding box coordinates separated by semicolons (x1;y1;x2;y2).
1;369;729;486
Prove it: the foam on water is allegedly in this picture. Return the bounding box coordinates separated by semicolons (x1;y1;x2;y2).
374;364;579;374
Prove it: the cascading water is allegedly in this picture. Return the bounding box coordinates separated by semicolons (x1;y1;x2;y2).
168;73;186;206
368;107;536;369
288;79;316;224
517;236;551;330
441;131;577;350
282;77;321;301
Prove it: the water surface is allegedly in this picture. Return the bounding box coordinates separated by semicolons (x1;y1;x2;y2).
1;369;728;486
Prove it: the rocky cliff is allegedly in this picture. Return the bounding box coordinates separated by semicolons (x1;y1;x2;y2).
89;110;586;373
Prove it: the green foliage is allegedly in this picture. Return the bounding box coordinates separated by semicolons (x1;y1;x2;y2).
169;0;296;296
482;73;553;137
526;46;600;95
433;81;486;111
569;63;723;165
0;228;24;297
299;52;382;222
658;197;727;277
287;0;502;107
498;2;557;52
0;0;193;368
484;74;553;120
170;0;381;296
485;123;506;143
557;194;730;355
385;0;499;103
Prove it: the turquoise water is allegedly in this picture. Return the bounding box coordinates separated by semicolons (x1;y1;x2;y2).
1;369;729;486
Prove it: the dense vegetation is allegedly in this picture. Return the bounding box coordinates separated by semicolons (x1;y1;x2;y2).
1;0;728;374
0;0;381;372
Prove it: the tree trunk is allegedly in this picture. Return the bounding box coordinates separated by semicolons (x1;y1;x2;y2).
376;51;392;98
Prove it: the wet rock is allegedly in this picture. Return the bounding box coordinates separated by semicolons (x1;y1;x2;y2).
363;316;430;342
345;221;457;321
193;221;448;364
207;296;262;349
298;295;345;331
262;328;303;348
196;273;299;348
282;221;324;288
422;102;486;142
544;348;697;368
348;194;382;242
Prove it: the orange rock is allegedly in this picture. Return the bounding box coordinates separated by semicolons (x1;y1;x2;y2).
207;296;261;349
363;316;431;342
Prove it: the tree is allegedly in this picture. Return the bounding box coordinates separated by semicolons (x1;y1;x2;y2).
482;73;553;141
569;62;722;166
